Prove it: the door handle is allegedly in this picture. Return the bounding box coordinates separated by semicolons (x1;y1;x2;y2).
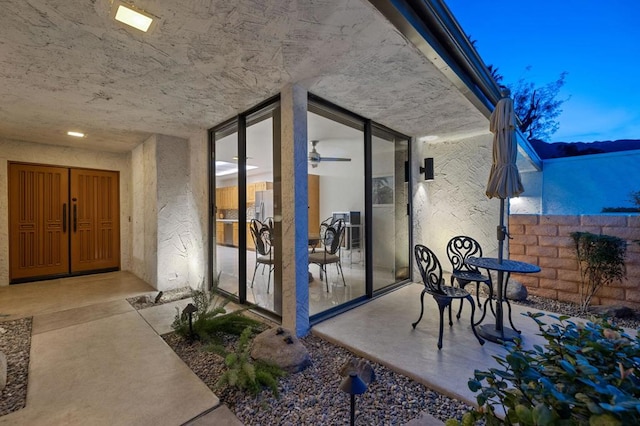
73;203;77;232
63;203;67;233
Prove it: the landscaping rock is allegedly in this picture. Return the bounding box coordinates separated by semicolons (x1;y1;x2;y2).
340;357;376;384
134;295;153;304
590;305;636;319
493;279;528;301
0;351;7;391
251;327;311;373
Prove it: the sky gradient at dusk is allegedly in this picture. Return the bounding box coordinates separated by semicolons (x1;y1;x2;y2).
445;0;640;142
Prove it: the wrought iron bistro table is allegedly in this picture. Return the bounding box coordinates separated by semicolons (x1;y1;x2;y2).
465;256;541;343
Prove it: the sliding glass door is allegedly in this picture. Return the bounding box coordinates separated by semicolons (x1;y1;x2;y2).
371;126;410;292
212;99;280;316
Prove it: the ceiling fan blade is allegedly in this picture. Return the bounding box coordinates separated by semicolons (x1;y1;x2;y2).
321;157;351;162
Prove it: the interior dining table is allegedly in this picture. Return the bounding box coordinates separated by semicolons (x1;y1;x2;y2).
465;256;541;343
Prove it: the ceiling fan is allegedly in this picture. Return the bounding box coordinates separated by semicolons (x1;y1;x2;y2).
308;140;352;168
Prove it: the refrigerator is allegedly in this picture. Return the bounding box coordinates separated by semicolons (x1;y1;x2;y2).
254;189;274;222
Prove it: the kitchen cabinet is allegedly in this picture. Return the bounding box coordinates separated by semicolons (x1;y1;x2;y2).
216;186;238;210
218;182;272;210
216;222;225;244
246;183;256;204
308;174;320;234
232;222;239;247
254;181;273;192
247;222;255;251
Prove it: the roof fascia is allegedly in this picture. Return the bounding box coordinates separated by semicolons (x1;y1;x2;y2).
368;0;542;170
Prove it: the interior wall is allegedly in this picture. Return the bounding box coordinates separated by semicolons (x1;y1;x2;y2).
371;145;396;270
0;138;132;286
318;151;365;223
412;133;498;274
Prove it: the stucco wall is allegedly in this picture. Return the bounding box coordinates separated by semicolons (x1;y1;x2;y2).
512;168;543;214
156;135;191;290
516;150;640;215
510;214;640;308
0;138;132;286
413;133;499;273
187;131;209;289
131;134;196;291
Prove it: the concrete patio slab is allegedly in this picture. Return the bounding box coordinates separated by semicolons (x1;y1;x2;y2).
313;282;550;406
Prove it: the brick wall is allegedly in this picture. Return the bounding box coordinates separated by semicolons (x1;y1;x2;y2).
509;215;640;309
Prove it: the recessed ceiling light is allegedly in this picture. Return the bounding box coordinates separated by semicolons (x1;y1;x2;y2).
111;1;156;33
67;131;85;138
215;161;258;177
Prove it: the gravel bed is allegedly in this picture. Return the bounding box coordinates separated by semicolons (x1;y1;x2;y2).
163;332;474;425
163;296;640;425
0;317;32;417
511;294;640;330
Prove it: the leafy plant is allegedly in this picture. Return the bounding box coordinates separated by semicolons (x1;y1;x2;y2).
171;273;262;341
570;232;626;314
630;190;640;208
210;326;285;397
446;313;640;426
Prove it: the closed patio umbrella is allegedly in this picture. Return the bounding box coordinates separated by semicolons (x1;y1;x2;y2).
478;88;526;343
486;88;523;263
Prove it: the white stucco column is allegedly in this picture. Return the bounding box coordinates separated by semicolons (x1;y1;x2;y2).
279;84;310;337
132;134;191;291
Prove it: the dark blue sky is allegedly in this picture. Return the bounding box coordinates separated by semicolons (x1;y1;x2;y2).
445;0;640;142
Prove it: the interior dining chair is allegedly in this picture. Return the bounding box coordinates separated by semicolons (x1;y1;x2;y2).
446;235;493;318
249;219;274;293
308;219;346;291
412;244;484;350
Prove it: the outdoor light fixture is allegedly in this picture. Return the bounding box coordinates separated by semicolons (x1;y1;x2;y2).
111;0;156;33
419;157;434;181
339;372;368;426
182;303;198;342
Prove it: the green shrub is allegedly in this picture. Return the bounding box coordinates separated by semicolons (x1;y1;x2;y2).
171;276;262;341
570;232;626;314
447;313;640;426
209;326;285;398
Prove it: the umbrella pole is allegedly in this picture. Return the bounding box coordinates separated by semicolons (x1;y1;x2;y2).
497;198;505;263
496;198;506;334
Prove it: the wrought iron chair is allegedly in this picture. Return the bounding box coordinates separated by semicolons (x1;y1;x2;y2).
412;244;484;350
446;236;493;318
250;219;274;293
309;219;346;291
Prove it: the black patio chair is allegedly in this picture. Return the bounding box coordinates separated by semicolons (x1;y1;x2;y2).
309;219;346;291
446;236;493;318
412;244;484;350
250;219;274;293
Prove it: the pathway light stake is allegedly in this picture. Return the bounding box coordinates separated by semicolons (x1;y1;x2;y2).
182;303;198;342
339;372;367;426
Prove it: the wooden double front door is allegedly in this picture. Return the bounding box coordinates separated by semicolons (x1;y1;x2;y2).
9;163;120;282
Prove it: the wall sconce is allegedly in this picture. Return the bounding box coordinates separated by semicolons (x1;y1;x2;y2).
419;158;434;181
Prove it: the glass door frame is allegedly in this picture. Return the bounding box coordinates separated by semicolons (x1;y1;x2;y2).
307;94;413;323
208;95;281;320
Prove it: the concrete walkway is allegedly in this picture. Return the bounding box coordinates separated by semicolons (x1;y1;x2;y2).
1;273;574;426
0;272;239;426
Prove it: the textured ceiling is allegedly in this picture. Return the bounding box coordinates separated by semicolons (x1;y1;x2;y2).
0;0;489;153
